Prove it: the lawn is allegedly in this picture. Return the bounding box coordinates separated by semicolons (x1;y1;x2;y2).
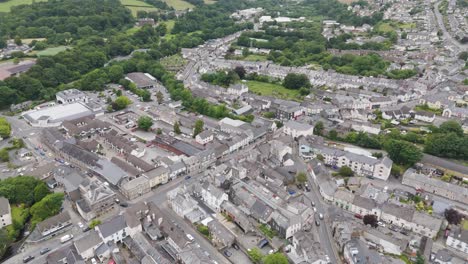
203;0;216;3
162;0;194;10
36;46;70;56
243;54;268;62
0;0;47;12
160;54;187;72
246;80;302;101
462;220;468;230
376;23;394;33
119;0;158;17
164;20;176;32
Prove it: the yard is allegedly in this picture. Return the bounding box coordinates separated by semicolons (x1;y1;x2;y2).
35;46;70;57
246;80;302;101
119;0;158;17
0;0;47;12
162;0;194;10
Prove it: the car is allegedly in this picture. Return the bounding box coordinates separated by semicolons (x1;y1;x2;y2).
185;176;192;180
232;243;239;250
313;207;317;212
223;250;232;257
319;213;324;220
296;183;303;190
354;214;363;219
23;256;35;263
91;258;97;264
40;248;50;255
315;220;320;226
186;234;194;242
77;222;84;229
377;221;386;227
311;201;315;207
305;184;311;192
120;202;128;207
114;198;120;204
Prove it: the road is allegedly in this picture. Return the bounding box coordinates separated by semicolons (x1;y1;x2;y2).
433;1;468;50
301;160;340;264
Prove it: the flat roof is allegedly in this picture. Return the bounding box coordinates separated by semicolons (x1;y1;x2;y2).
23;103;92;124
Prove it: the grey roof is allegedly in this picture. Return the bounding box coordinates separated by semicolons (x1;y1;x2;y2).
126;72;157;88
250;199;273;221
284;120;313;131
352;196;377;211
448;226;468;243
145;166;169;180
74;230;103;253
36;211;71;233
93;159;128;186
0;197;10;215
97;214;127;238
382;203;414;222
412;211;442;231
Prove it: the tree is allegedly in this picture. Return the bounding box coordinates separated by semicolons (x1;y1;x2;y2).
156;128;162;135
328;130;338;140
14;36;22;46
156;91;164;104
247;248;263;263
30;193;64;227
415;253;424;264
313;121;324;136
33;183;50;203
445;208;462;225
138;116;153;131
383;139;422;166
112;96;132;110
439;120;463;136
193;119;204;138
89;219;102;229
296;172;308;184
263;253;288;264
338;166;354;177
234;66;246;79
0;228;11;259
363;214;378;228
0;118;11;138
317;154;324;161
174;121;181;134
107;65;124;83
283;73;311;90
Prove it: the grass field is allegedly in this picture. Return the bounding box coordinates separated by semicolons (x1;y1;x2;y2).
376;22;416;33
119;0;157;17
160;54;187;72
203;0;216;3
243;54;268;62
246;80;302;101
0;0;47;12
36;46;70;56
162;0;194;10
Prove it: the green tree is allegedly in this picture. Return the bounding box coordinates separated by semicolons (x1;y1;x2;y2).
193;119;204;138
0;149;9;162
296;172;308;184
263;253;288;264
33;182;50;203
283;73;311;90
313;121;324;136
0;228;11;259
383;140;422;166
439;120;463;136
30;193;64;227
107;65;124;83
338;166;354;177
14;36;22;46
156;128;162;135
247;248;263;263
317;154;324;161
138;116;153;131
0;118;11;138
156;91;164;104
89;219;102;229
174;121;181;135
112;96;132;110
0;176;42;205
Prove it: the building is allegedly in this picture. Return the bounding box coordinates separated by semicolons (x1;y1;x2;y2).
200;183;228;212
414;111;435;123
73;230;104;260
343;238;383;264
195;130;214;145
96;214;128;243
207;220;235;249
446;227;468;254
120;176;151;200
125;72;158;89
75;177;117;221
145;166;169;188
317;146;393;180
23;103;94;127
290;231;327;264
36;211;72;238
56;89;89;104
0;197;12;228
283;120;314;138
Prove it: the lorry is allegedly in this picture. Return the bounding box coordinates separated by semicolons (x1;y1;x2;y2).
60;234;74;243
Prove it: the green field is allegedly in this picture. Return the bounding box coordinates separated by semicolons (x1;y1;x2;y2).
243;54;268;62
376;22;416;32
162;0;194;10
36;46;70;56
246;80;302;101
0;0;47;12
160;54;187;72
462;220;468;230
204;0;216;3
120;0;157;17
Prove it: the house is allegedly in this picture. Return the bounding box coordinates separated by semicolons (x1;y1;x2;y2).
46;245;84;264
446;226;468;254
120;176;151;200
177;247;216;264
227;83;248;96
290;231;327;264
207;220;235;249
195;130;214;145
145;166;169;188
343;238;384;264
0;197;12;228
36;211;72;238
220;201;255;233
362;228;408;255
96;214;128;243
75;177;117;221
414;111;435;123
283;120;314;138
200;182;228;212
167;187;199;219
269;211;302;239
56;89;89;104
74;230;103;260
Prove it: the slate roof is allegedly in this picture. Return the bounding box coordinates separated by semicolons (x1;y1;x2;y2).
97;214;127;238
74;230;103;254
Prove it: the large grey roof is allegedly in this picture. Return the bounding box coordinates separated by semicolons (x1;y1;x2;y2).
97;214;127;238
93;159;128;185
352;196;377;211
381;203;414;222
74;230;102;253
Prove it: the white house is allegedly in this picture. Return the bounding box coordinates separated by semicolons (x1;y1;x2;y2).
195;130;214;145
283;120;314;138
0;197;12;228
446;227;468;254
96;215;128;243
414;111;435;123
227;83;248;96
201;183;228;212
56;89;89;104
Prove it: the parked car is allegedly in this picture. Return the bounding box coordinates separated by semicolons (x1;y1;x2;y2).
23;256;35;263
185;176;192;180
305;184;311;192
377;221;386;227
319;213;324;220
40;248;50;255
223;250;232;257
354;214;363;219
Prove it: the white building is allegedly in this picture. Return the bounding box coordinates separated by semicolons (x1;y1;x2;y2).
201;183;228;212
0;197;12;228
195;130;214;145
96;215;128;243
446;227;468;254
23;103;94;127
414;111;435;123
56;89;89;104
283;120;314;138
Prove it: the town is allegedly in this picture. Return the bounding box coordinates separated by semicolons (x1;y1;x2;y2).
0;0;467;264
